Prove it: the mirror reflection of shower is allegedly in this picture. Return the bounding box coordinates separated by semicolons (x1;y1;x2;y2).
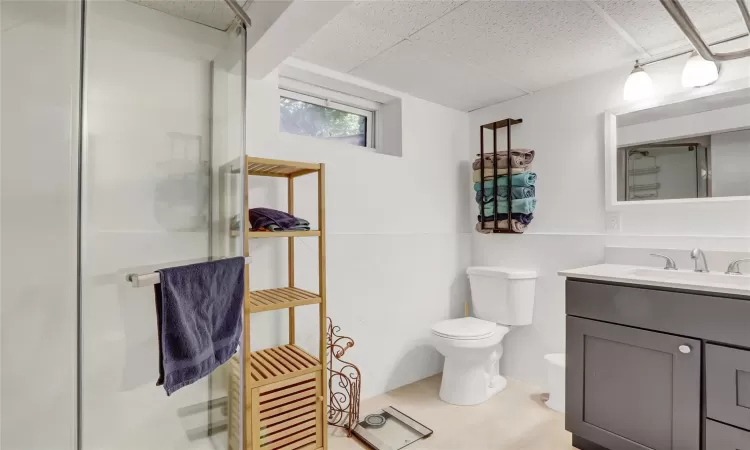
618;127;750;202
619;129;750;202
622;143;710;201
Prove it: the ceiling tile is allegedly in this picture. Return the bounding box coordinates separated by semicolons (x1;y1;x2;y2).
595;0;747;55
126;0;238;30
682;0;748;39
594;0;684;53
410;0;640;91
294;1;465;73
349;39;527;111
292;12;404;73
344;0;466;38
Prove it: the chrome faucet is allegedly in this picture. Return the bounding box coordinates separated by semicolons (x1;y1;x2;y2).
650;253;677;270
690;248;710;273
726;259;750;275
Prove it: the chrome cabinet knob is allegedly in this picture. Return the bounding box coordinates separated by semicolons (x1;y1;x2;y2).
679;345;692;354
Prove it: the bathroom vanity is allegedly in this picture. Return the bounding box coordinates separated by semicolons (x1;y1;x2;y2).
560;264;750;450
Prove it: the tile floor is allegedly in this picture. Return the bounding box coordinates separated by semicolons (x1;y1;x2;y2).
328;375;575;450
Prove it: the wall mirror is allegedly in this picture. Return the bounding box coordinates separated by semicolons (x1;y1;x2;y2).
605;81;750;209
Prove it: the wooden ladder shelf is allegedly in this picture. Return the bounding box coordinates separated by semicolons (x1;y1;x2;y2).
239;156;328;450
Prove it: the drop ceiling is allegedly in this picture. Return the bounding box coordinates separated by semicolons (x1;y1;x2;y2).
294;0;749;111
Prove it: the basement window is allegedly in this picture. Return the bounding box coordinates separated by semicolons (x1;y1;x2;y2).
279;88;375;148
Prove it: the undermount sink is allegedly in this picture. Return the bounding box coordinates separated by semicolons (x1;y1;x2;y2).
628;268;750;288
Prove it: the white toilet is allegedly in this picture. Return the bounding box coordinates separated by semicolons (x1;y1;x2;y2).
431;267;537;406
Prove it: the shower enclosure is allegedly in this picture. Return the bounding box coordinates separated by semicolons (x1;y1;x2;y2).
1;1;250;449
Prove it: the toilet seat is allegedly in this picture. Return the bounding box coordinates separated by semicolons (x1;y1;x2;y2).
431;317;506;340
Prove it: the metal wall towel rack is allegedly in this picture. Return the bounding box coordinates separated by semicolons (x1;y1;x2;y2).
126;257;252;288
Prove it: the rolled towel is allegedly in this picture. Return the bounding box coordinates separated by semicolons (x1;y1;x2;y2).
481;197;536;215
474;172;537;191
476;220;527;233
472;167;526;183
475;186;535;203
478;213;534;225
472;149;535;170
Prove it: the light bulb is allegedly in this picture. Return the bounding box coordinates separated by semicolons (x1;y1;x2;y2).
682;52;719;88
623;66;654;101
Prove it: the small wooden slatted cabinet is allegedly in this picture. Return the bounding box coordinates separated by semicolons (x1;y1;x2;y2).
240;156;328;450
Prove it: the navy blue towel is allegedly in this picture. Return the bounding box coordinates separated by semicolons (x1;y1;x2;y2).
154;257;244;395
249;207;310;231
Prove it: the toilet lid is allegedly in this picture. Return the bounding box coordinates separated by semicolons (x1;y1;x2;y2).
431;317;498;340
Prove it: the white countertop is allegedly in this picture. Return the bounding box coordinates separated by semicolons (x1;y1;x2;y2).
559;264;750;297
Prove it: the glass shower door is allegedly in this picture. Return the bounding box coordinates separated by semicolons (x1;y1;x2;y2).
79;1;245;449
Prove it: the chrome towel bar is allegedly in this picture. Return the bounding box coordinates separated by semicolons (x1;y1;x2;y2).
126;257;250;288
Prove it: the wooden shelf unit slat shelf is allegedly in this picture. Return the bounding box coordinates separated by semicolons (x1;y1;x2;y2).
248;287;321;313
246;157;321;178
230;230;320;238
247;344;321;387
237;155;328;450
248;230;320;238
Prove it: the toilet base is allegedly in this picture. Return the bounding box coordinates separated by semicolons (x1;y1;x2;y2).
438;357;507;406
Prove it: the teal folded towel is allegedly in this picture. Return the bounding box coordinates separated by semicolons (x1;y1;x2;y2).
476;186;535;203
473;172;536;192
481;197;536;215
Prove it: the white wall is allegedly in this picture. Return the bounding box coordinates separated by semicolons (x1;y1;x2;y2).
1;2;81;449
243;62;471;399
469;41;750;388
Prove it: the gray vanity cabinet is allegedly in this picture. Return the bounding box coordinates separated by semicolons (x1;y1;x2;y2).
567;316;701;450
566;279;750;450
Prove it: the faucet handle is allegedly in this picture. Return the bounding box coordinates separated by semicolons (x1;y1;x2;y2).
726;259;750;275
651;253;678;270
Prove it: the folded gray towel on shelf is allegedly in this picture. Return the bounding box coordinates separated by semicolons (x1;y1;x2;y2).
472;149;535;170
154;257;244;395
249;207;310;231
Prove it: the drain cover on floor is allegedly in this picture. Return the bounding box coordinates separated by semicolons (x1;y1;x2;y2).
353;406;432;450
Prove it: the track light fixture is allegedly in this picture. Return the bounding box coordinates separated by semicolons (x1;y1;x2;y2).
681;52;720;88
623;64;654;101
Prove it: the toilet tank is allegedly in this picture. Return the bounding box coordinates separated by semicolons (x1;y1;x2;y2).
467;267;537;326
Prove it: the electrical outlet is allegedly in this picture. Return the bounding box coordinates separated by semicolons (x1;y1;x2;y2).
606;213;621;232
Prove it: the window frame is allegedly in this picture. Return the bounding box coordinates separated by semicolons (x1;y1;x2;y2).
279;86;376;149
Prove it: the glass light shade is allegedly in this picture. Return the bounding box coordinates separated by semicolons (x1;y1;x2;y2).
623;66;654;101
682;53;719;88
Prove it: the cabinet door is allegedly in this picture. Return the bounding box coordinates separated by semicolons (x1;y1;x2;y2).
566;316;701;450
706;420;750;449
706;343;750;431
249;371;324;450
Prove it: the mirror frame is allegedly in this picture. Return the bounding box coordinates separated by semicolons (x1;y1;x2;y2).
604;79;750;211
